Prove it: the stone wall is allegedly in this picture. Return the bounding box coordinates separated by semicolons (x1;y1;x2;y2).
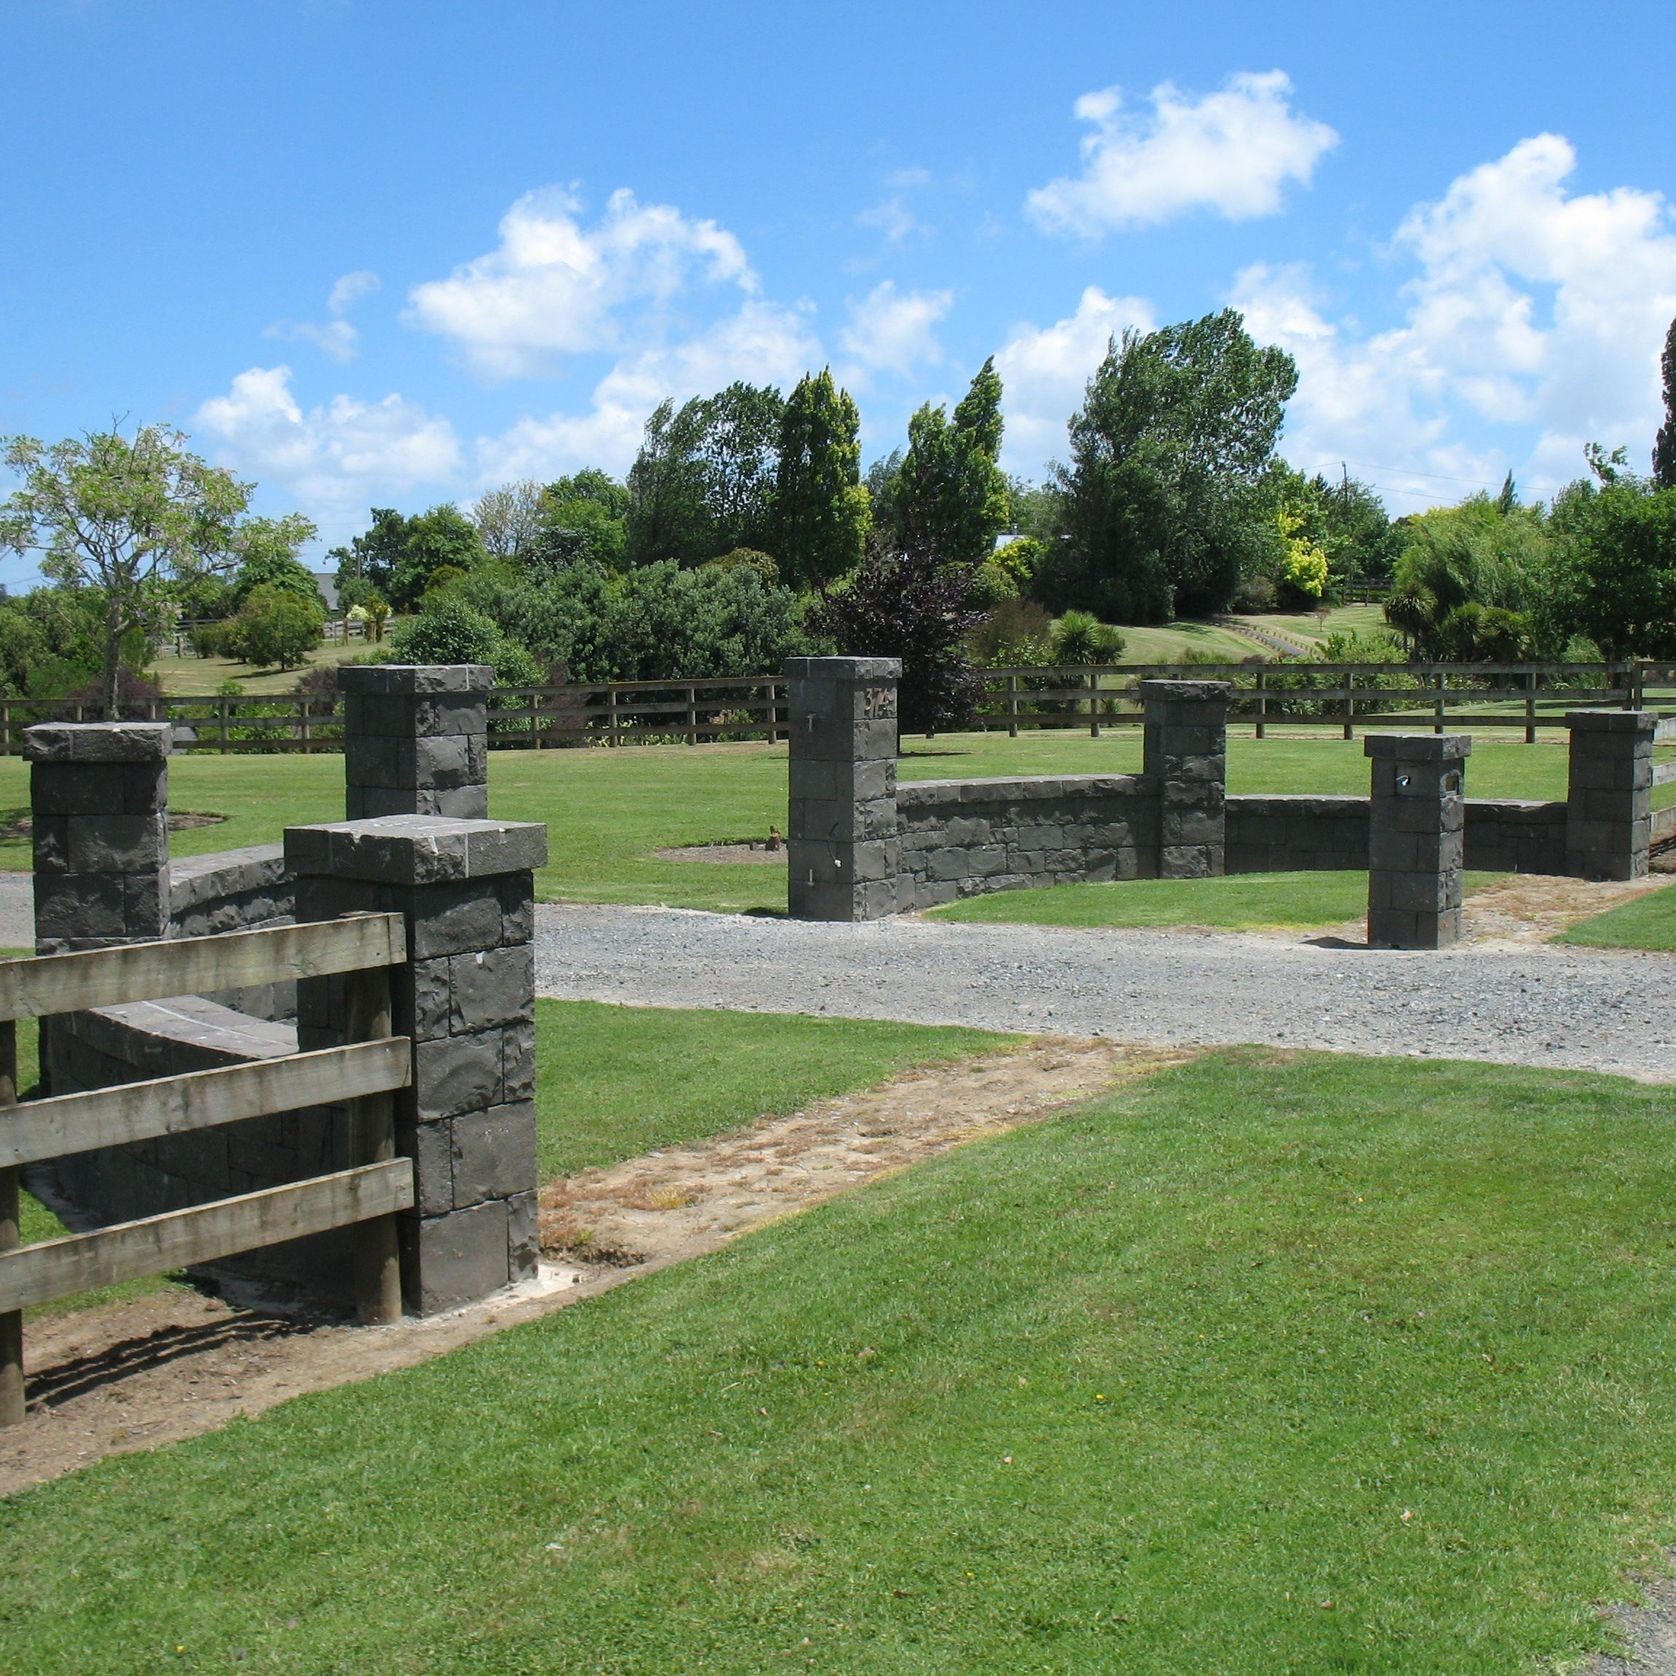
1225;795;1567;876
169;843;296;1018
897;776;1156;909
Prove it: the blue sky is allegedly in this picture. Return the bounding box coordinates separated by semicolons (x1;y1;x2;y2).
4;0;1674;581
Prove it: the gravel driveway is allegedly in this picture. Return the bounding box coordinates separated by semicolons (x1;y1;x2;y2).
534;903;1674;1083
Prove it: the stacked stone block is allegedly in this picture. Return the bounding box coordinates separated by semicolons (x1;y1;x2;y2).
1142;680;1231;878
339;664;492;820
287;814;546;1314
25;722;171;954
786;656;901;922
1565;709;1656;881
897;776;1153;908
1365;734;1471;949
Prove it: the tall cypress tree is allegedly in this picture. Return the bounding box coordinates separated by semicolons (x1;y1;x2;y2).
774;369;869;589
1654;316;1676;491
889;356;1011;568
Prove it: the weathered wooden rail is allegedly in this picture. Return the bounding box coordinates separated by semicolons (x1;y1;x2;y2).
0;913;413;1426
1;661;1671;754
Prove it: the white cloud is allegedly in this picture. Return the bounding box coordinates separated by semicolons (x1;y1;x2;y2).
994;286;1157;473
265;270;382;363
474;298;824;486
264;268;383;363
1026;70;1338;234
1233;134;1676;507
857;166;933;244
405;185;757;377
838;281;953;375
196;365;461;535
328;269;381;315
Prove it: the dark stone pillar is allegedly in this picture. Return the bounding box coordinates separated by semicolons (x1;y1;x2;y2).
1365;734;1471;949
1142;680;1231;878
1565;710;1656;881
286;814;546;1313
339;664;492;821
25;721;171;955
785;656;901;921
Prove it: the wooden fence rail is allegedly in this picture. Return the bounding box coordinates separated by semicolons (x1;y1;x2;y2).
2;661;1672;755
0;913;412;1426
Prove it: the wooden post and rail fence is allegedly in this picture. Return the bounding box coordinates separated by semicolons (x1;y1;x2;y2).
0;661;1669;755
0;913;413;1427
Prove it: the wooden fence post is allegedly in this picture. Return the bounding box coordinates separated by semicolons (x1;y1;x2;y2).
1007;673;1020;739
686;684;699;746
1525;670;1538;745
1433;671;1446;735
1253;667;1266;740
607;685;620;748
0;1019;20;1425
1342;671;1355;741
1088;669;1101;738
343;963;400;1326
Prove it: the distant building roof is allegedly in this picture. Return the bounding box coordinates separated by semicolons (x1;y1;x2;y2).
312;571;340;613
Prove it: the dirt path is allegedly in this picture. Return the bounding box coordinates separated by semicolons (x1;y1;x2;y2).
0;1039;1144;1496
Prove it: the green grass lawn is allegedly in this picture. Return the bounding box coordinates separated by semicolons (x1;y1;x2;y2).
535;1001;1014;1178
1109;618;1258;663
1233;602;1390;647
929;868;1505;931
1555;882;1676;952
14;997;1009;1312
148;636;386;697
5;1050;1676;1672
0;731;1576;914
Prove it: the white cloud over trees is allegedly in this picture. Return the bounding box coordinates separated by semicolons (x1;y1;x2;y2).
1026;70;1338;234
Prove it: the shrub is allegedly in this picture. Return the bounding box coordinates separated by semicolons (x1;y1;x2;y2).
1048;610;1126;665
226;585;325;669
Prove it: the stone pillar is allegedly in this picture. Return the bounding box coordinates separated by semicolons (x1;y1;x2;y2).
25;722;171;955
1142;680;1231;878
286;814;546;1314
785;656;901;922
339;664;492;821
1365;734;1471;949
1565;710;1656;881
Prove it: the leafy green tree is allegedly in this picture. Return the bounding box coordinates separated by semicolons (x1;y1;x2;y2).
534;470;630;572
471;480;546;563
226;584;324;669
332;508;410;607
626;383;785;566
390;504;485;611
0;424;278;716
1388;494;1549;654
1547;472;1676;658
1043;310;1297;623
887;358;1010;569
229;516;323;609
390;594;540;689
1655;317;1676;491
775;369;870;589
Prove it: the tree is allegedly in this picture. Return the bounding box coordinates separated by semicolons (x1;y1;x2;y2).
228;515;322;609
814;530;983;734
625;383;785;566
472;480;547;563
225;584;324;670
1655;317;1676;491
774;369;869;589
532;470;630;572
1044;310;1298;623
0;424;280;717
389;505;485;611
887;358;1010;569
332;507;409;608
1547;471;1676;658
